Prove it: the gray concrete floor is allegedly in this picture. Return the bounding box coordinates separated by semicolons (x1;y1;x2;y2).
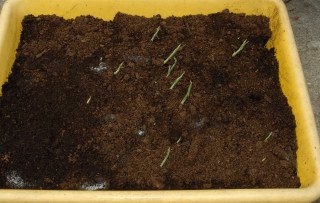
288;3;320;197
0;0;319;200
286;0;320;134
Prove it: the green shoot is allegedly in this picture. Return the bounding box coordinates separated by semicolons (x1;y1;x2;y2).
164;44;182;64
160;147;171;167
232;39;249;57
176;137;182;144
151;26;161;42
264;132;273;142
86;96;91;104
114;62;124;75
167;57;177;77
181;81;193;105
170;72;185;90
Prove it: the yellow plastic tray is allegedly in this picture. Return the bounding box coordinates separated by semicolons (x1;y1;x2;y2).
0;0;320;202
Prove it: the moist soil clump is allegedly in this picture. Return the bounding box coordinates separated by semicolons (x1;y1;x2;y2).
0;11;300;189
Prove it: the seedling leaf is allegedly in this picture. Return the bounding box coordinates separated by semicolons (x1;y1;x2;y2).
114;62;124;75
181;81;193;105
264;132;273;142
170;72;185;90
160;147;171;167
232;39;249;57
176;137;182;144
167;57;177;77
86;96;92;104
164;44;182;64
151;26;161;42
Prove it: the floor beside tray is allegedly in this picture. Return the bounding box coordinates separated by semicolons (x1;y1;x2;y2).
0;0;4;12
286;0;320;133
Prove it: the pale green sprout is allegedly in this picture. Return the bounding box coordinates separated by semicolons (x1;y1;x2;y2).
181;81;193;105
164;44;182;64
176;137;182;144
170;72;185;90
167;57;177;77
264;132;273;142
114;62;124;75
151;26;161;42
86;96;91;104
160;147;171;167
232;39;249;57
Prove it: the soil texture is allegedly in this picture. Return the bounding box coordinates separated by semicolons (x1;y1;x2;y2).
0;11;300;189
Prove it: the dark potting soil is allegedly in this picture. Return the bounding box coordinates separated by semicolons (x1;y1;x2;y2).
0;11;300;190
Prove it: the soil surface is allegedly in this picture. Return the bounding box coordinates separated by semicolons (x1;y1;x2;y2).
0;11;300;190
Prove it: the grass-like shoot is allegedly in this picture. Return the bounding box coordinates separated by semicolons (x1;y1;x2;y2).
164;44;182;64
151;26;161;42
264;132;273;142
181;81;193;105
167;57;177;77
114;62;124;75
86;96;91;104
160;147;171;167
176;137;182;144
170;72;185;90
232;39;249;57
